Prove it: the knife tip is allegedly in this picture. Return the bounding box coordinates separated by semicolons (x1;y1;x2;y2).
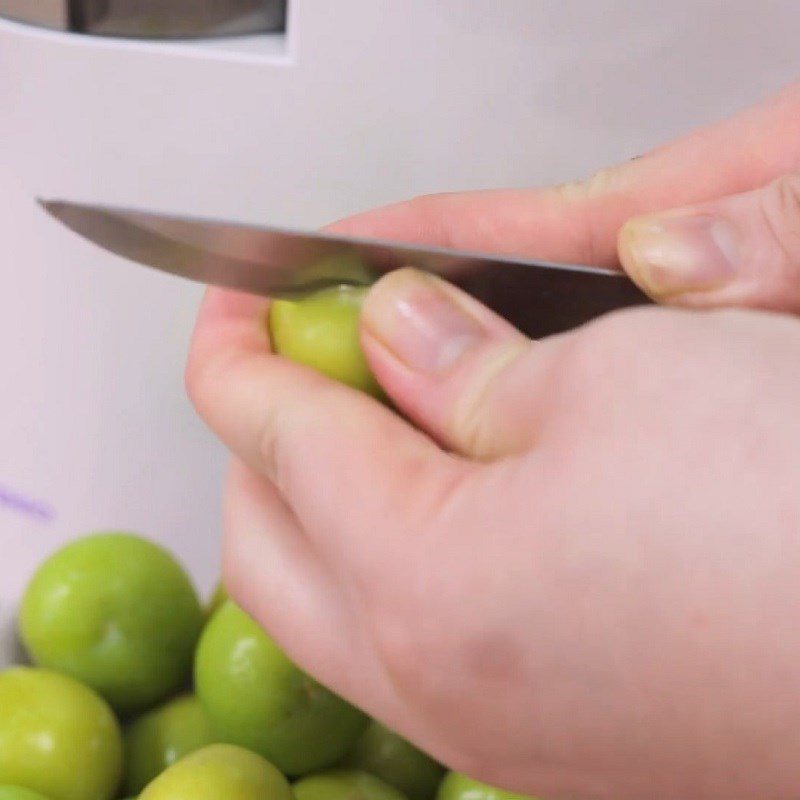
37;198;71;220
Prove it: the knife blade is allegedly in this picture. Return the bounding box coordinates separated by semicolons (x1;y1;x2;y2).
39;199;652;338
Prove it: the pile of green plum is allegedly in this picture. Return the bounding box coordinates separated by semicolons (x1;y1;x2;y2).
0;287;541;800
0;533;535;800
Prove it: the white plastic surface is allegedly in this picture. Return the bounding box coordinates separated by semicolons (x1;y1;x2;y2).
1;1;798;664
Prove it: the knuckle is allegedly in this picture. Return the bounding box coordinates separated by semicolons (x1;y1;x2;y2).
257;376;331;493
368;586;532;774
256;401;286;487
404;191;452;219
760;173;800;265
775;174;800;250
403;192;461;249
183;345;232;422
361;532;457;700
368;607;467;725
555;165;625;202
368;581;447;701
371;615;426;690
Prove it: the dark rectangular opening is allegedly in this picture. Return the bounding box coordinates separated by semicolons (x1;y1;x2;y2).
72;0;286;39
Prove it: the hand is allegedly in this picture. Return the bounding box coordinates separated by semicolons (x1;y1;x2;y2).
186;83;800;800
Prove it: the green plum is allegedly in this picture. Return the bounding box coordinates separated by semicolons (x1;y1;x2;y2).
138;744;292;800
19;532;204;713
0;667;123;800
293;770;407;800
435;773;540;800
269;285;384;398
342;722;444;800
195;601;367;776
0;788;52;800
123;693;218;795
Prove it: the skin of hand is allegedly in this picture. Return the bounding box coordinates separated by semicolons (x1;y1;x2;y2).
186;81;800;800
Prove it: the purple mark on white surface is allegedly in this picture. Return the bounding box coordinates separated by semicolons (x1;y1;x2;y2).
0;485;55;522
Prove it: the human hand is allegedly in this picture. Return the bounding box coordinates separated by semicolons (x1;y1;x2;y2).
186;83;800;800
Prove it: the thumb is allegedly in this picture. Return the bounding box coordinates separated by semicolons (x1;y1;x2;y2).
619;172;800;312
361;268;565;460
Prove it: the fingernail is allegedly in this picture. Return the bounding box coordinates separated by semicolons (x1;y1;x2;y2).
620;213;740;296
362;269;485;373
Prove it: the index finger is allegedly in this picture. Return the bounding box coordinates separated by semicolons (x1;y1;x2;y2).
328;83;800;269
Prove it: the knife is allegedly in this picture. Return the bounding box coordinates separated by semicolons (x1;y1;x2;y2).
39;199;652;339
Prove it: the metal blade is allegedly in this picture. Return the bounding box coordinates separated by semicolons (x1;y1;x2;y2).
39;199;652;338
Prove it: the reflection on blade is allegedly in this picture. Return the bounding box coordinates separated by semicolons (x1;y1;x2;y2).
39;199;373;297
